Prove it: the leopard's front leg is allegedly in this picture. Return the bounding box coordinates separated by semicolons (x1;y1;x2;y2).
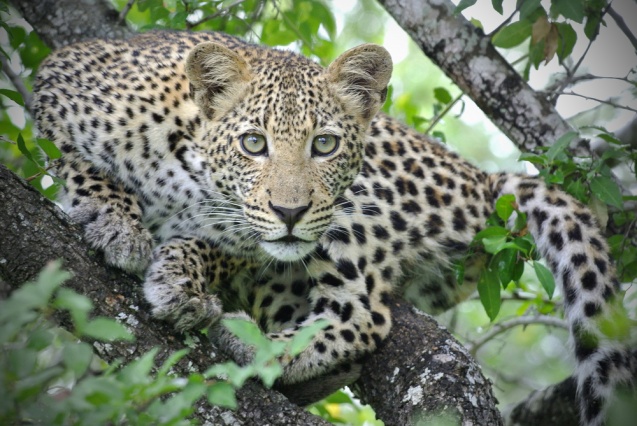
211;256;392;387
144;237;251;332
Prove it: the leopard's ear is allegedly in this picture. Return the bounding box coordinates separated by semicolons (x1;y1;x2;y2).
327;44;392;121
186;42;252;119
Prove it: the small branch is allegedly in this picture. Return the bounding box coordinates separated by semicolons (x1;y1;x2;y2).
488;5;521;37
467;315;568;356
471;290;563;307
559;92;637;114
607;5;637;53
0;54;33;114
424;93;463;134
118;0;136;24
545;73;634;93
187;0;248;30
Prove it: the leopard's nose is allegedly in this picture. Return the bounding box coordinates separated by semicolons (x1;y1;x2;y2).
269;201;310;233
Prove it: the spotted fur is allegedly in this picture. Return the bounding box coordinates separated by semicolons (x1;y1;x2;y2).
33;31;632;424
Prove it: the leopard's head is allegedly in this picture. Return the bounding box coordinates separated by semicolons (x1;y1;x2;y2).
186;41;392;261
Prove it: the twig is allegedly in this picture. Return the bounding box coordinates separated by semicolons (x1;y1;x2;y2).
470;290;563;307
118;0;136;24
549;2;612;102
424;93;463;135
0;55;32;114
560;91;637;114
467;315;568;356
187;0;248;30
488;5;521;37
544;73;634;93
608;5;637;53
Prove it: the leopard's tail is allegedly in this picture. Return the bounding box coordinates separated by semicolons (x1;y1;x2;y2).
490;173;634;426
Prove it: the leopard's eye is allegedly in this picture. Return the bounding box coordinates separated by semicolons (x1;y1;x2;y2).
312;134;339;157
240;133;267;156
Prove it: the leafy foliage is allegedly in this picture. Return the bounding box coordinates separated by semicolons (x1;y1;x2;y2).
0;262;329;424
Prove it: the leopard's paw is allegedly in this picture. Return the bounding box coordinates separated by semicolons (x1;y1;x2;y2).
144;272;223;332
210;312;256;366
79;204;153;274
173;295;224;332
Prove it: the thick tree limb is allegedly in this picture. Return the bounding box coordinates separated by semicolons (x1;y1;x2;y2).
0;164;333;426
377;0;584;154
10;0;134;49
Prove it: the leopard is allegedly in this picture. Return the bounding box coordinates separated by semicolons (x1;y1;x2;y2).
32;30;633;425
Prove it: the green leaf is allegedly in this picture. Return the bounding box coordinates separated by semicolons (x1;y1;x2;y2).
433;87;452;104
63;342;94;377
81;317;133;342
257;363;283;387
16;133;36;163
288;319;329;356
27;328;55;351
519;0;542;21
205;361;254;388
590;176;623;209
119;348;158;386
495;194;516;221
511;257;526;282
554;23;577;63
157;348;190;376
454;260;466;285
16;366;65;400
597;133;623;145
54;288;92;329
492;21;533;48
0;88;24;106
546;131;577;162
223;317;268;347
473;226;509;241
454;0;477;15
478;268;501;321
482;235;508;254
513;211;528;233
491;249;516;286
0;262;71;322
10;348;38;378
551;0;585;23
533;261;555;299
207;381;237;409
518;152;547;165
491;0;503;14
36;138;62;160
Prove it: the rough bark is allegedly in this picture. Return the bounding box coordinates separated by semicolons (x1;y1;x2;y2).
376;0;585;154
10;0;134;49
0;164;332;426
353;302;502;425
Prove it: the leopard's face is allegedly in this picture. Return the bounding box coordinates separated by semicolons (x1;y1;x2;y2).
186;42;391;261
203;64;367;261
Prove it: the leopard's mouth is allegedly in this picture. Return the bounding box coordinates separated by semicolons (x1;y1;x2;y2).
260;236;317;261
271;235;312;244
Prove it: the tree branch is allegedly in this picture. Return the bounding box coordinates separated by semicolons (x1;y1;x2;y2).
0;164;333;426
376;0;586;155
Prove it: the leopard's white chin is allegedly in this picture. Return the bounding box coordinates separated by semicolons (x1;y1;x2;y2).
260;240;316;261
